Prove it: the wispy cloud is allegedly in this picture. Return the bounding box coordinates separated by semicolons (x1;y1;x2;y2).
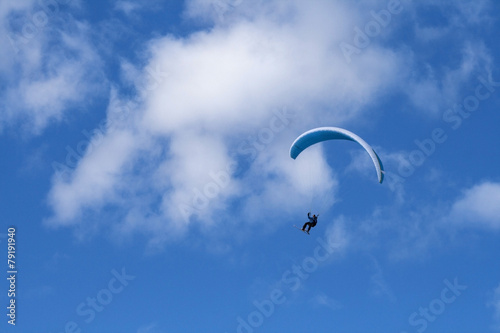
350;178;500;261
368;256;396;302
353;203;444;261
137;322;162;333
399;0;497;116
1;3;106;135
114;1;141;16
403;42;494;116
310;292;342;311
324;216;350;256
489;283;500;330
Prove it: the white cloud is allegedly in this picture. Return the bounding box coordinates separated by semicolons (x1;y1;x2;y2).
139;12;394;136
449;181;500;230
47;128;140;225
0;3;105;134
159;131;242;231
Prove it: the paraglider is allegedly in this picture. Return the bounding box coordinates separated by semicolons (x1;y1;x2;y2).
289;126;384;183
302;212;318;234
293;212;319;235
289;127;384;234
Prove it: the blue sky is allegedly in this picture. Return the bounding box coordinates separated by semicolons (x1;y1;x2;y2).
1;0;500;332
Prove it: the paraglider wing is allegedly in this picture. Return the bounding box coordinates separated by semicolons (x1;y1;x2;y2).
289;127;384;183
